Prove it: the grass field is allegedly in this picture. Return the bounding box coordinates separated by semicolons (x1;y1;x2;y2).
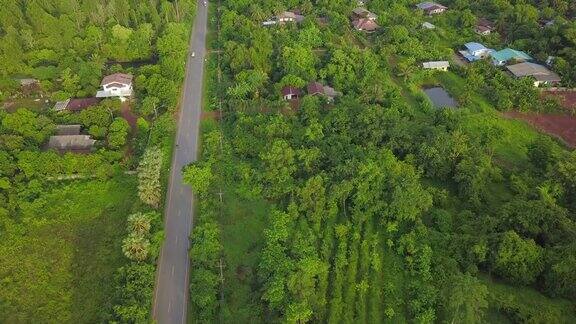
218;190;269;323
187;181;270;324
0;176;136;323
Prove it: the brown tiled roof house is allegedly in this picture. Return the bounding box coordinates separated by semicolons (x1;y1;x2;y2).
352;18;379;32
48;135;96;153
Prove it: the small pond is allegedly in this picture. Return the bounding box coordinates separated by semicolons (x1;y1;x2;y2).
423;86;458;108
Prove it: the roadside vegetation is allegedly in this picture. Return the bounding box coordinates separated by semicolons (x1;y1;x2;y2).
0;0;195;322
185;0;576;323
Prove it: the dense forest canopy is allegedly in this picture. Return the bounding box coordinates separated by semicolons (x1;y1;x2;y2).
0;0;195;100
185;0;576;323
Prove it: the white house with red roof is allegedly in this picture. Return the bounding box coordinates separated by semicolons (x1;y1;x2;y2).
96;73;133;100
282;86;301;100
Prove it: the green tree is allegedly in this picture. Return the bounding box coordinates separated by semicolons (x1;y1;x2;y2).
444;273;488;324
112;263;155;323
527;136;559;172
2;109;54;145
281;45;317;81
121;233;150;261
544;243;576;299
108;117;130;149
189;222;222;321
228;69;268;99
137;147;163;208
61;68;81;95
260;140;296;199
127;212;151;236
494;231;544;285
182;162;213;195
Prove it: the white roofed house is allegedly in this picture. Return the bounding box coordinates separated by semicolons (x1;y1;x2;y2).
96;73;133;101
422;22;436;29
416;2;447;15
423;61;450;71
263;11;305;26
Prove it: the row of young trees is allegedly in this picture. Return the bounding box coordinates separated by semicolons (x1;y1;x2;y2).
183;128;224;321
183;0;576;323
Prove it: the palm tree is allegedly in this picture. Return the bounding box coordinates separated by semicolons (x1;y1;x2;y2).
122;234;150;261
127;213;151;236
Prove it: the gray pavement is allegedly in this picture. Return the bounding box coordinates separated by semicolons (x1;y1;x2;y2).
152;2;208;323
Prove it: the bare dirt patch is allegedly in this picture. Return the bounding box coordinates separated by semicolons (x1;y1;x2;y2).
504;111;576;148
541;90;576;111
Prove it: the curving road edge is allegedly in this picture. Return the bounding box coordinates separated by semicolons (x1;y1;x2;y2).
152;2;208;323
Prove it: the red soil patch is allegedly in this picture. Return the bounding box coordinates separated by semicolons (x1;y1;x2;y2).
541;91;576;111
504;111;576;148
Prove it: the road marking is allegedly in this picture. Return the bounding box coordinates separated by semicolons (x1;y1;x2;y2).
153;7;206;322
171;265;175;277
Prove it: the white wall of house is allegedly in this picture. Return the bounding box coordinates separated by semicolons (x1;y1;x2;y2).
103;83;132;94
96;82;133;99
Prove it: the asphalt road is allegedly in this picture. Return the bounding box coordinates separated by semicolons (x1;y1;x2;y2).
152;2;208;323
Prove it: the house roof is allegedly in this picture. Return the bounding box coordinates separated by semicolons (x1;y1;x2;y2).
67;97;101;111
417;2;447;11
352;18;379;31
353;7;368;15
323;85;340;98
477;18;495;29
307;82;340;98
491;48;532;63
506;62;561;82
277;11;304;22
48;135;96;152
464;42;488;52
18;78;39;86
475;25;492;33
56;125;81;136
352;7;377;19
278;11;297;19
423;61;450;69
54;99;71;111
282;86;300;96
307;82;324;95
422;22;436;29
100;73;133;86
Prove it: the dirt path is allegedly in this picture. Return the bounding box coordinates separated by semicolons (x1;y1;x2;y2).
120;102;138;130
